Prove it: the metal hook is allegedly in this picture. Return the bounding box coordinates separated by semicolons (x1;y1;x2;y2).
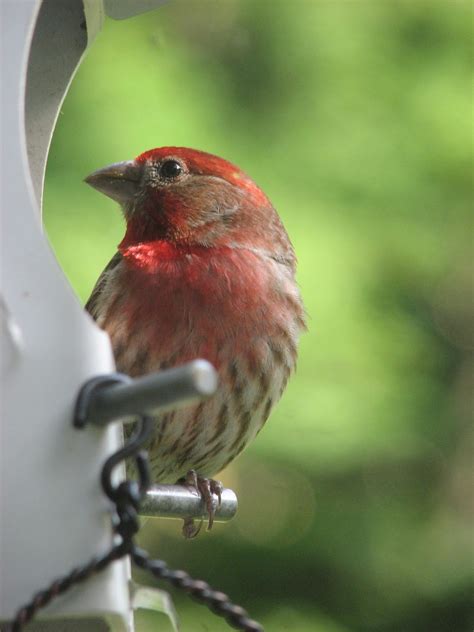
100;414;154;502
73;373;154;501
73;373;132;429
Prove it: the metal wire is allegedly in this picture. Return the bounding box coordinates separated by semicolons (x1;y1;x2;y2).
132;547;263;632
8;542;128;632
8;372;263;631
7;476;263;632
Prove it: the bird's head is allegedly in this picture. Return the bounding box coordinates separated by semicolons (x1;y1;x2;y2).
85;147;294;263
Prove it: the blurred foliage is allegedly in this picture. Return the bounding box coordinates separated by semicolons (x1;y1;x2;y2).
44;1;473;630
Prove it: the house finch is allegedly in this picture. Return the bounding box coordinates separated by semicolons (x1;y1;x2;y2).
85;147;306;536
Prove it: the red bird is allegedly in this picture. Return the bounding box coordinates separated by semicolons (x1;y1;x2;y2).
85;147;306;536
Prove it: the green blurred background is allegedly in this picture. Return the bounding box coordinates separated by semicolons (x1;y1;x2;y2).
44;1;473;630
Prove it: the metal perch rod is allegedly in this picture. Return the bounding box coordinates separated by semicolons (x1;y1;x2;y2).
142;485;238;523
74;360;239;524
81;359;218;425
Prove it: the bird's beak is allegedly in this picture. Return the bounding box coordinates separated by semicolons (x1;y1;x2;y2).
84;160;143;204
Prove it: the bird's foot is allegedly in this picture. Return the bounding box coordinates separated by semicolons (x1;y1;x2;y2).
180;469;223;539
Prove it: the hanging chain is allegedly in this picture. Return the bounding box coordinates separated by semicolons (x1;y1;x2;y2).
7;378;264;632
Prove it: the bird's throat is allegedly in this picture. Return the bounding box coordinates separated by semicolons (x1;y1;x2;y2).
119;239;190;270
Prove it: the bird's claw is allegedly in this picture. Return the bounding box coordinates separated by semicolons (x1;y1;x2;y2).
181;470;224;538
182;515;203;539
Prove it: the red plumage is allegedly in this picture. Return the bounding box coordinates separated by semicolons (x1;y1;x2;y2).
86;147;305;503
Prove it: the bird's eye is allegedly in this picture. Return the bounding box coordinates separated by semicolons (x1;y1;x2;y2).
160;159;183;180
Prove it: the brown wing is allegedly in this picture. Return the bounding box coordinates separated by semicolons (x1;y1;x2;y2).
85;251;123;320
